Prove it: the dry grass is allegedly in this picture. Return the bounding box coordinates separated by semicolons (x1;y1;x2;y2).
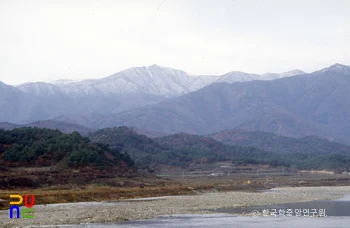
0;184;195;210
0;177;261;210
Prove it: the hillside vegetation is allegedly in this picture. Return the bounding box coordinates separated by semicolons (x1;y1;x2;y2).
89;127;289;168
89;127;350;170
0;127;134;168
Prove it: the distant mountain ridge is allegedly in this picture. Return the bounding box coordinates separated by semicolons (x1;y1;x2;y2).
19;64;305;98
0;64;305;125
209;128;350;155
94;64;350;144
0;120;94;135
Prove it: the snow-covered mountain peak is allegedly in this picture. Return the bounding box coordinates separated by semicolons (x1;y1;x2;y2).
216;71;259;83
16;82;62;96
330;63;348;69
11;64;316;100
262;69;305;80
318;63;350;75
51;79;83;85
328;63;350;72
280;69;306;77
147;64;165;69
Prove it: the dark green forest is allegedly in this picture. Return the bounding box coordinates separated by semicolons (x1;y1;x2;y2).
0;127;134;168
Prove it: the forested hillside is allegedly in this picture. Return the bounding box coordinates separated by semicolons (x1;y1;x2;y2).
0;127;134;168
89;127;350;170
156;133;350;170
1;126;349;175
89;127;290;168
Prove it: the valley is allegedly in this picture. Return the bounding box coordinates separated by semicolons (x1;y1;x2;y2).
2;1;350;227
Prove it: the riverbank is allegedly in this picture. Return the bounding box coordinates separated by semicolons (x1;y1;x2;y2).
1;186;350;227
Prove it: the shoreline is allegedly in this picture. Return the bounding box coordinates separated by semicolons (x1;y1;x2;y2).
1;185;350;227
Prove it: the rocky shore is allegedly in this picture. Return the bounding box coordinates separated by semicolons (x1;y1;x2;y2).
1;186;350;228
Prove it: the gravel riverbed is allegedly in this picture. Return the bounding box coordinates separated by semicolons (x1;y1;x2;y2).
1;186;350;228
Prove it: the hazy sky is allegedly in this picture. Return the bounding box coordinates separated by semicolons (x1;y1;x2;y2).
1;0;350;85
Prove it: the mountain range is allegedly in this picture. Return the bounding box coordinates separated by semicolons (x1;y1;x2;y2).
1;63;350;144
94;64;350;144
0;65;304;125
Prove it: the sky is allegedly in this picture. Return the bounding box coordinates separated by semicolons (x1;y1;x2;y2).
0;0;350;85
